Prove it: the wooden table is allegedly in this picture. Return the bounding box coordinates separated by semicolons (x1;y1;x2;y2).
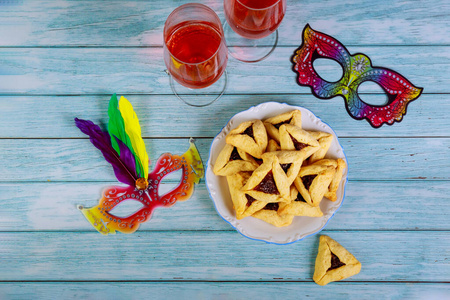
1;0;449;298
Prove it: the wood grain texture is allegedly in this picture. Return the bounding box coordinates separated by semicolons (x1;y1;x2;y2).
0;0;448;46
0;94;448;139
0;181;448;231
0;138;448;182
1;282;449;300
1;0;448;294
0;231;448;281
0;46;445;95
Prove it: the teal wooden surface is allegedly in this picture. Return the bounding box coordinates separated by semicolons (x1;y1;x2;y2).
0;47;448;94
1;181;449;231
1;231;448;281
0;0;449;299
0;283;449;300
0;94;449;138
1;138;449;181
0;0;448;46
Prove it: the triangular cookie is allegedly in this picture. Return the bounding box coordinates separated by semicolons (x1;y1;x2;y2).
312;158;347;201
226;120;268;159
293;164;335;207
313;235;361;286
278;186;323;217
266;139;281;152
263;110;302;143
311;159;338;168
307;131;333;163
242;154;291;202
213;144;259;176
279;124;319;158
226;172;267;219
262;150;305;186
251;202;294;227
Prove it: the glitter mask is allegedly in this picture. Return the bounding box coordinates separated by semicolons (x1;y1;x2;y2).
292;24;423;128
75;95;204;235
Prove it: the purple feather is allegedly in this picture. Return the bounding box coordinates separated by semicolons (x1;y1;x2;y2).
75;118;137;186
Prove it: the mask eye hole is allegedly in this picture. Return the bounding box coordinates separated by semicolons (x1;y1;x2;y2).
357;81;390;106
108;199;144;218
313;58;344;83
158;168;183;197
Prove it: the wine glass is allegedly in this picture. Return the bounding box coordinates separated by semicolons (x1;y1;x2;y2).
164;3;228;107
223;0;286;63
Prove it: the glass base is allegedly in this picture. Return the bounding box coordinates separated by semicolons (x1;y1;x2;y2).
168;70;228;107
223;20;278;63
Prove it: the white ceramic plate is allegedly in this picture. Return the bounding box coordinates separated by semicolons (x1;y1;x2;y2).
206;102;348;244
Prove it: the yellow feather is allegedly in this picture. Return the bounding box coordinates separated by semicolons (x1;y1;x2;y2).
118;96;149;177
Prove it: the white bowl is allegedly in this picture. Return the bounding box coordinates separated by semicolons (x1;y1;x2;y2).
206;102;348;244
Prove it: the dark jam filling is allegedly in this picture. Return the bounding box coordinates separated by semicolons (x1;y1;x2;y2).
229;147;242;161
302;175;317;190
328;252;346;271
273;118;292;129
289;134;309;150
242;126;254;139
280;163;292;174
254;171;279;195
245;194;256;206
264;202;279;211
254;157;263;165
295;192;307;203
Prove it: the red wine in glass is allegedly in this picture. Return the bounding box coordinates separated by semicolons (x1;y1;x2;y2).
224;0;286;40
164;4;228;89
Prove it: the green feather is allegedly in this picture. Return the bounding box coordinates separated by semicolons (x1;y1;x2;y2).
107;94;132;156
107;94;145;178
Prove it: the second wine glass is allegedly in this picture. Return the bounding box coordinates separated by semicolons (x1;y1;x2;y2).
224;0;286;63
224;0;286;62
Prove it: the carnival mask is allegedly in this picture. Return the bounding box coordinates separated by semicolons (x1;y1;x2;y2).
75;94;204;235
292;24;423;128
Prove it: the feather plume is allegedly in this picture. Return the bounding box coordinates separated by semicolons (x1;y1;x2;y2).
107;94;133;156
118;96;149;178
75;117;137;186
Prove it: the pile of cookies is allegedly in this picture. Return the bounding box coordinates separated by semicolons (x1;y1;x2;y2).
213;110;346;227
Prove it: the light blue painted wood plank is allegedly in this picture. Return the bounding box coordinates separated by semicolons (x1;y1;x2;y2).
0;0;448;46
0;46;444;94
0;94;446;138
1;282;449;300
0;231;448;281
0;138;448;181
0;181;448;231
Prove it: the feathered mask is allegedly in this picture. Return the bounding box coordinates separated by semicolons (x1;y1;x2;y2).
75;94;204;235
